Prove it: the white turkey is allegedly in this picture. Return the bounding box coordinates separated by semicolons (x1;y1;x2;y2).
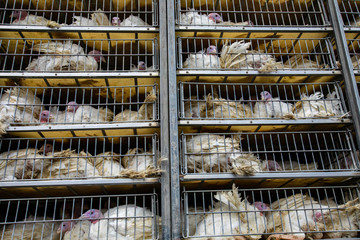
200;93;253;119
113;93;157;122
183;96;206;118
0;143;53;180
89;205;160;239
183;206;206;236
183;45;220;69
47;106;76;123
70;9;111;26
266;193;327;240
253;91;295;119
180;9;223;25
66;101;113;123
320;198;360;239
41;150;100;179
58;209;103;240
94;152;122;177
10;10;60;28
220;41;283;72
266;193;360;240
26;41;106;71
130;61;147;70
2;215;60;240
293;91;344;118
0;87;42;135
185;134;262;176
112;15;150;26
189;184;268;240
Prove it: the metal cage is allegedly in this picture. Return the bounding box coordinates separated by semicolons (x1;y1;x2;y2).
0;85;158;128
339;0;360;28
0;133;159;181
0;0;158;28
178;82;348;121
0;192;160;239
177;37;337;73
182;185;360;239
0;38;159;74
180;131;359;175
176;0;329;28
346;39;360;74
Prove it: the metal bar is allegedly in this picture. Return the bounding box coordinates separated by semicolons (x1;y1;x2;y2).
159;0;171;239
328;0;360;151
167;0;181;238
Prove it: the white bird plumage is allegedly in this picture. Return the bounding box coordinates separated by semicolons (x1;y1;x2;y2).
10;10;60;28
253;91;294;119
189;184;267;240
26;41;105;71
183;45;220;69
89;205;160;239
70;9;111;26
0;87;42;135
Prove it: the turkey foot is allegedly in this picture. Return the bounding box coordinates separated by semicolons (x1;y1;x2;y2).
267;234;305;240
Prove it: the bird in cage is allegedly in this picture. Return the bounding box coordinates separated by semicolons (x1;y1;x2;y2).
200;93;253;119
130;61;153;70
0;143;53;180
94;152;122;177
180;9;223;25
10;10;61;28
69;9;111;26
220;40;283;72
284;55;329;70
40;149;100;179
2;214;61;240
0;87;42;135
183;45;220;69
111;16;150;27
293;91;344;119
183;96;207;118
89;205;160;239
121;148;161;178
265;193;360;240
253;91;295;119
113;93;157;122
26;41;106;71
185;134;263;176
190;184;268;240
58;209;103;240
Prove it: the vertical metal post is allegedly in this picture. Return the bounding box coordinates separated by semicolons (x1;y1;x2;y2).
328;0;360;150
159;1;172;239
167;0;182;239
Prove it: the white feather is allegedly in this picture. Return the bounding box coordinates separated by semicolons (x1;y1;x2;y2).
120;15;150;26
183;51;220;69
180;9;216;25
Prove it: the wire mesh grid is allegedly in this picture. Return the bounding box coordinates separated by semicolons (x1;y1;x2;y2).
0;192;160;240
182;185;360;239
177;37;337;72
339;0;360;27
176;0;329;27
179;82;347;120
0;134;159;181
0;38;159;72
0;85;159;129
180;131;359;175
0;0;158;27
346;39;360;72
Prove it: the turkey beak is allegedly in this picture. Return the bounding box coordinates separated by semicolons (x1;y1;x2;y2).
101;57;106;63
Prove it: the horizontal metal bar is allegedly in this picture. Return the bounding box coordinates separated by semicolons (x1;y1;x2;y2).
7;123;159;132
0;72;159;78
0;178;160;188
177;70;341;76
181;172;360;181
176;26;333;32
179;119;352;125
0;26;159;32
